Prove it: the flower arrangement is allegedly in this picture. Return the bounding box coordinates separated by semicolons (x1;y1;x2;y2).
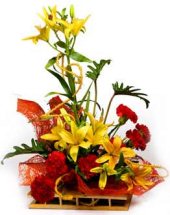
2;5;165;207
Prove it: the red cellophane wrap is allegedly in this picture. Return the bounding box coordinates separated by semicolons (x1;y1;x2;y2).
17;98;55;141
76;160;164;196
19;155;163;196
19;155;46;186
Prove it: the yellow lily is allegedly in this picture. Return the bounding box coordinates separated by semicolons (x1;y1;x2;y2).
96;136;136;168
121;161;154;191
59;120;90;162
64;16;90;38
41;117;66;150
39;6;62;31
86;112;109;146
23;25;50;44
91;163;117;189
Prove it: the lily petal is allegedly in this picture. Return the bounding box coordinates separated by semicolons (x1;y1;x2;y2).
90;167;103;173
120;147;136;158
99;171;107;190
70;145;79;162
96;154;110;163
121;173;133;191
79;141;91;149
41;133;60;141
112;136;122;154
59;129;74;144
103;141;114;154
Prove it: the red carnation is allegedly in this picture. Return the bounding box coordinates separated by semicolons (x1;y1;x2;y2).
116;104;138;123
45;151;69;179
126;124;151;150
136;123;151;143
31;175;55;203
78;154;99;180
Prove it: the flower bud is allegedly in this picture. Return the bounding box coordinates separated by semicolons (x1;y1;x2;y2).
70;5;75;19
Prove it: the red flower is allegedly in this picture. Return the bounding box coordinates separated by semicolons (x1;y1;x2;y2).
136;124;151;143
78;154;99;180
116;104;138;123
126;124;151;150
31;175;55;203
45;151;69;179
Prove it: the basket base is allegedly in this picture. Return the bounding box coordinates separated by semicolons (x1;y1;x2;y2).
29;191;132;211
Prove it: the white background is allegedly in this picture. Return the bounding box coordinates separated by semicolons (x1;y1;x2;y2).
0;0;170;214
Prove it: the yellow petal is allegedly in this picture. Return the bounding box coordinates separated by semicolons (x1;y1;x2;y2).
107;168;117;176
41;133;60;141
70;145;79;162
103;141;114;154
112;136;122;154
96;154;110;163
120;147;136;158
87;112;96;132
70;121;77;140
99;171;107;190
108;156;118;169
54;140;66;150
90;167;103;173
134;177;154;189
22;36;38;44
121;173;133;191
86;126;93;142
56;18;70;27
76;125;89;142
60;108;71;124
51;126;59;134
71;15;90;36
103;163;117;175
59;129;74;144
79;141;91;149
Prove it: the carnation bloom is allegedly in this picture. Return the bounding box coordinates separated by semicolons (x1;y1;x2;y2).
31;175;55;203
78;154;99;180
116;104;138;123
126;124;151;150
45;151;69;179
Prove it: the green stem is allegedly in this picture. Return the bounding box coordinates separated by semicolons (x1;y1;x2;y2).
70;36;76;51
109;124;120;137
47;41;58;51
104;93;115;123
54;31;61;41
93;80;98;116
65;38;80;124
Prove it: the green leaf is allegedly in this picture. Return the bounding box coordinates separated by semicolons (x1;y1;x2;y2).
45;57;56;69
70;50;92;63
86;59;111;81
1;139;46;164
45;91;68;97
56;41;66;49
79;82;92;107
47;69;73;99
116;152;125;169
112;82;150;108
